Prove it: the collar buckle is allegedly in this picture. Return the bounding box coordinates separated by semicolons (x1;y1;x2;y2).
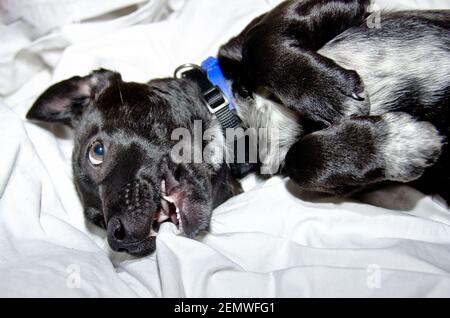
173;59;257;178
202;86;229;114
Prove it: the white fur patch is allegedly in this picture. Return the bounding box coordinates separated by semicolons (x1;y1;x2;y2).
319;25;450;115
236;88;302;174
203;119;226;170
380;112;444;182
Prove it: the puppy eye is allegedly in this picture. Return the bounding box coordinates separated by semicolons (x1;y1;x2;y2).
89;141;105;166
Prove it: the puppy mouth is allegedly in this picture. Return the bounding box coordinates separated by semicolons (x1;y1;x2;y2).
149;179;183;237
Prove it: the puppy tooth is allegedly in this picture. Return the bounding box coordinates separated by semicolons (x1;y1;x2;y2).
163;195;175;203
161;180;166;195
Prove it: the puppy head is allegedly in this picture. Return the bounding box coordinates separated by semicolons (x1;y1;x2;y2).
27;69;241;256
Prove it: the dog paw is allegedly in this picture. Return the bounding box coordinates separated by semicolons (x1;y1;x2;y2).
285;113;444;195
380;112;444;183
336;69;370;117
284;117;387;195
315;68;370;124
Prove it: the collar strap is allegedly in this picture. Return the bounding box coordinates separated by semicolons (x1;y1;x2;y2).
201;57;236;110
174;58;241;130
174;59;257;178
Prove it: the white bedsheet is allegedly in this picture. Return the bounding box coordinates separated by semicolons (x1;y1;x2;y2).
1;0;450;298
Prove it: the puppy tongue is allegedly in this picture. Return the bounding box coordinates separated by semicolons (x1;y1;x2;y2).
162;196;178;223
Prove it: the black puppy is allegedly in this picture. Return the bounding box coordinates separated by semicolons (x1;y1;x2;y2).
27;0;450;255
27;71;242;255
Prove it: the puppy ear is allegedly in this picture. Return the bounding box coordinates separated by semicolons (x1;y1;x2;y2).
26;69;119;126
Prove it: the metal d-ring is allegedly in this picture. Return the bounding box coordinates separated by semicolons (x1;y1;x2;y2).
173;63;203;79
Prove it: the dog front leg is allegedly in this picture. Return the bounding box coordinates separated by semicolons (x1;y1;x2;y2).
279;0;371;50
221;0;371;125
284;112;444;196
242;38;370;125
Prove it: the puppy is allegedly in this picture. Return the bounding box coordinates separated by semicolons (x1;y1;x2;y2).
27;0;450;255
27;71;242;255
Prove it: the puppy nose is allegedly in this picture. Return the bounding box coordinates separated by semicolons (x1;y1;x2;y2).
106;215;155;256
108;216;126;242
107;215;138;253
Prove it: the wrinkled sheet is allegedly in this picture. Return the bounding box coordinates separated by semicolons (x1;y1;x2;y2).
1;0;450;297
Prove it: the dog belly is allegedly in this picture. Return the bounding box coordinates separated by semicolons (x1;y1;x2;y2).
319;11;450;116
235;90;303;174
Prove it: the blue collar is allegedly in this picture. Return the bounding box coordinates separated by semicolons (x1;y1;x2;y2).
201;57;236;110
174;58;257;178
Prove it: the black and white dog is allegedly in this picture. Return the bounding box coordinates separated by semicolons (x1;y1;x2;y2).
27;0;450;255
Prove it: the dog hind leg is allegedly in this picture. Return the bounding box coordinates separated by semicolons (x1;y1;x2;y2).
284;112;444;196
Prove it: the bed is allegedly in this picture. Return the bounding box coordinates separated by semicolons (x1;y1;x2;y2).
1;0;450;297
